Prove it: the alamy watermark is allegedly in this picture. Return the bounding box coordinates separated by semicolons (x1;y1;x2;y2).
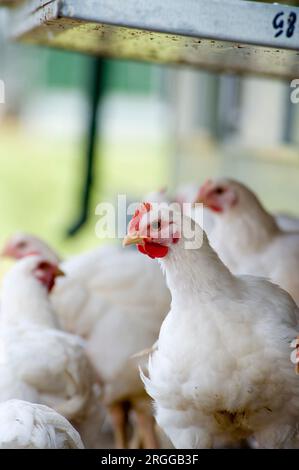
95;196;204;250
290;79;299;104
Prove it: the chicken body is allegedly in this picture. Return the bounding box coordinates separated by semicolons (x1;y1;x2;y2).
0;399;84;449
44;246;169;404
2;236;171;447
124;205;299;449
0;256;94;422
199;179;299;305
55;246;170;447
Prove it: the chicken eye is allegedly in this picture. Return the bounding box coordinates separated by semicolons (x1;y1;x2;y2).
17;241;27;249
215;187;225;195
151;220;161;231
37;262;51;272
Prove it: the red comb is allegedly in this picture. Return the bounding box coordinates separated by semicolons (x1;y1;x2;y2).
128;202;152;233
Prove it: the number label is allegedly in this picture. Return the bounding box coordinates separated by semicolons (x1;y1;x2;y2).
273;11;297;38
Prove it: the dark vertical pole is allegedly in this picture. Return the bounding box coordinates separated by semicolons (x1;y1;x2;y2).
67;57;105;236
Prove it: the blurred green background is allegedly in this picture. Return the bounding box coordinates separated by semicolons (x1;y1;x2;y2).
0;48;171;256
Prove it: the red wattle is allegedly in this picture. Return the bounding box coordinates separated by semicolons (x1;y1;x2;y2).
35;272;56;293
137;244;148;255
209;204;223;213
137;242;168;259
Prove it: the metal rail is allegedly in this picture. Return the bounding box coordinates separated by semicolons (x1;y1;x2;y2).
1;0;299;79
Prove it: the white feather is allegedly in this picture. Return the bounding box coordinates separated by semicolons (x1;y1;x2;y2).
139;209;299;449
0;400;84;449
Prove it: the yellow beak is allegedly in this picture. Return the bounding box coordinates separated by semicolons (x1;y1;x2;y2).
55;267;66;277
123;233;146;247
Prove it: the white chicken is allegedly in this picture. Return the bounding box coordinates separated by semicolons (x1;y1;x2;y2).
0;256;94;423
177;182;299;238
2;235;171;448
197;179;299;306
124;202;299;449
0;400;84;449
